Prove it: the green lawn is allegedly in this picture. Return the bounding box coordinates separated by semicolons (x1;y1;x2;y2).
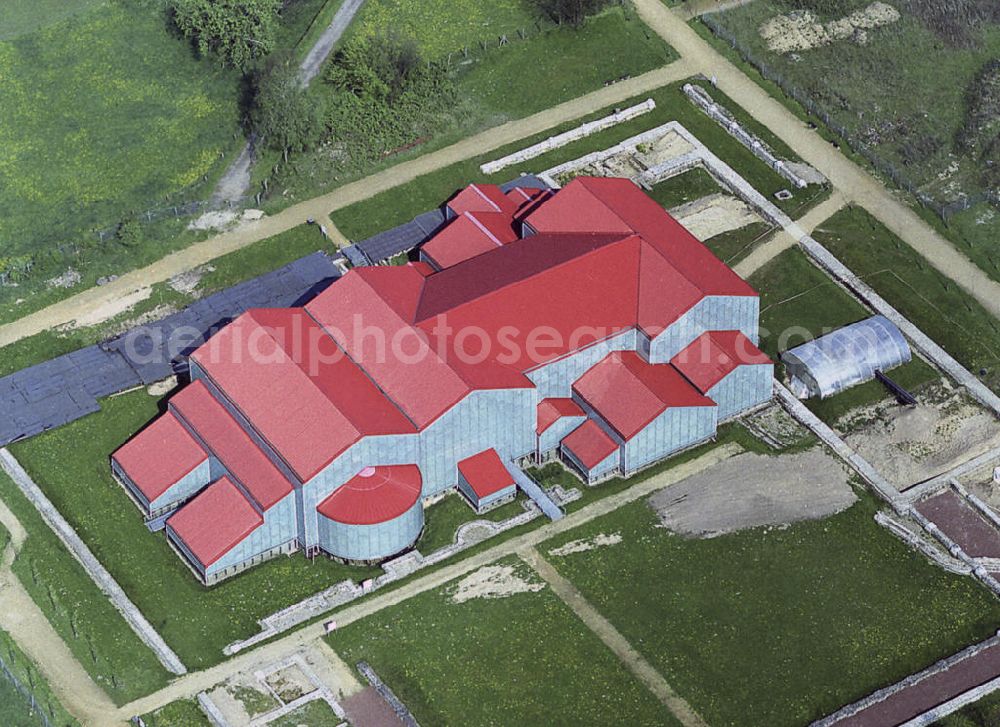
646;167;722;210
138;699;210;727
8;390;381;671
936;690;1000;726
328;555;680;726
812;206;1000;394
0;469;171;704
333;80;830;241
0;610;70;726
0;0;104;40
0;224;333;377
703;220;773;266
416;493;527;555
748;244;939;424
270;700;342;727
542;494;1000;727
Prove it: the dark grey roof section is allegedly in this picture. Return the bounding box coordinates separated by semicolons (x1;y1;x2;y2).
341;175;552;266
0;251;340;446
499;174;549;192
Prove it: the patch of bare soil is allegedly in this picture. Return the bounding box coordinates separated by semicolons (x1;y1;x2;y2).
62;287;151;330
264;663;316;703
168;265;213;296
548;532;622;557
146;376;178;397
47;269;80;289
649;448;856;537
844;386;1000;488
448;564;544;604
670;192;762;240
760;2;900;54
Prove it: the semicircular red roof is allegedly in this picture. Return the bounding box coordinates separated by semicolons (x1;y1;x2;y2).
317;465;422;525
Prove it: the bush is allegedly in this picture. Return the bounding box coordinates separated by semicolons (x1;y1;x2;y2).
528;0;611;26
169;0;280;72
115;217;143;247
252;58;325;152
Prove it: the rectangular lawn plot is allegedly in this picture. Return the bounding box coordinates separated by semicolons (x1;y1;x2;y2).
328;556;680;727
539;495;1000;726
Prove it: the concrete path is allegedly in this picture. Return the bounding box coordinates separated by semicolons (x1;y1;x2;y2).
299;0;365;87
733;191;845;277
520;547;709;727
0;497;122;726
115;442;739;720
0;59;694;350
632;0;1000;320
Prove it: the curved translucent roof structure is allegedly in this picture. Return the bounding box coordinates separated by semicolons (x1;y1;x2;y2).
780;316;911;399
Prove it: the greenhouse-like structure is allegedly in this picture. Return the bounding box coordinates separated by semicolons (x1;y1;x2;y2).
781;315;911;399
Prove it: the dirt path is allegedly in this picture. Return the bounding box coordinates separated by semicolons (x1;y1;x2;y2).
0;59;694;350
632;0;1000;320
733;190;845;277
520;547;709;727
115;442;739;719
674;0;756;21
0;498;121;726
299;0;365;87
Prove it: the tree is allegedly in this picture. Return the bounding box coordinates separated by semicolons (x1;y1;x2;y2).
326;32;425;104
529;0;610;27
169;0;280;72
251;59;325;153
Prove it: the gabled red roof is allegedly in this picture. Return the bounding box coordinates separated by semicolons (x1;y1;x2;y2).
562;420;619;470
457;449;515;499
191;308;415;481
573;351;715;440
420;212;517;269
170;380;293;509
524;180;635;235
446;184;516;217
536;398;585;435
112;412;208;503
317;465;422;525
167;477;263;567
671;331;771;393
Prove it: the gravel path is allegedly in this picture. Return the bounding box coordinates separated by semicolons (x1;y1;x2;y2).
0;60;694;350
299;0;365;87
633;0;1000;321
114;443;738;720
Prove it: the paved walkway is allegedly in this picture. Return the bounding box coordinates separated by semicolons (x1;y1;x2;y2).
733;191;846;277
115;443;740;720
520;547;709;727
632;0;1000;321
0;59;694;350
0;498;122;726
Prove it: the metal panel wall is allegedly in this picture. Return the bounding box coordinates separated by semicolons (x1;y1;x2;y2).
538;414;587;457
206;491;299;577
649;296;759;363
623;405;717;474
147;459;213;513
562;445;620;483
707;363;774;421
527;329;638;399
316;500;423;561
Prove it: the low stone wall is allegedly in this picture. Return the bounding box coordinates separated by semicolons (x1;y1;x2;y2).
0;448;187;675
480;99;655;175
874;511;971;576
683;83;811;189
357;661;419;727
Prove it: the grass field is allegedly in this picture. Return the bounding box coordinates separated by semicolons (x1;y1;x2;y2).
542;493;1000;726
416;493;527;555
329;555;680;726
703;220;774;266
0;469;170;704
138;698;210;727
705;0;1000;206
333;80;830;241
812;206;1000;394
748;245;939;424
8;390;382;671
0;224;333;377
646;167;722;209
937;690;1000;726
0;626;78;727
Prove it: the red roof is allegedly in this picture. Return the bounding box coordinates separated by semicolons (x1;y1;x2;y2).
573;351;715;440
167;477;263;567
191;308;414;481
457;449;515;499
561;420;619;470
420;212;517;269
446;184;516;217
170;380;293;509
671;331;771;393
112;412;208;503
317;465;422;525
536;397;585;435
524;180;635;235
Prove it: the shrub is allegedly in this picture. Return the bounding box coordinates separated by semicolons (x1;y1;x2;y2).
252;58;325;153
169;0;280;72
115;217;143;247
528;0;611;26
